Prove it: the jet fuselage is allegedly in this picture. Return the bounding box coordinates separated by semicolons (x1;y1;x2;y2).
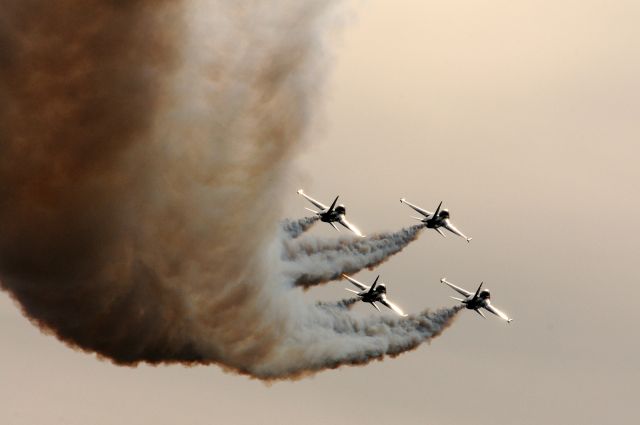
424;217;444;228
442;278;511;322
424;210;450;228
298;190;364;236
463;290;491;311
319;205;346;223
357;286;386;304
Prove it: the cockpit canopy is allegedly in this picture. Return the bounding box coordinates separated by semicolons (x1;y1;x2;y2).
375;283;387;293
479;289;491;299
439;209;450;219
334;205;346;215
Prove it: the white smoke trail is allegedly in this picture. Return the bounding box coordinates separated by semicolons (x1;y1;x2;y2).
315;297;359;311
223;228;462;379
252;289;464;379
282;225;425;288
281;216;320;239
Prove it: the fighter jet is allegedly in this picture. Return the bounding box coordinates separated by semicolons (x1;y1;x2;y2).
441;278;512;323
342;274;408;316
297;189;364;237
400;198;471;242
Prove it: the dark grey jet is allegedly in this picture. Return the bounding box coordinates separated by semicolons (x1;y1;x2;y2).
441;278;512;323
400;198;471;242
342;274;407;316
298;189;364;237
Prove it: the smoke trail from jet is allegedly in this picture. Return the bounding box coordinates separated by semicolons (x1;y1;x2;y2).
254;304;463;379
315;297;359;311
281;216;320;239
284;225;425;288
0;0;462;379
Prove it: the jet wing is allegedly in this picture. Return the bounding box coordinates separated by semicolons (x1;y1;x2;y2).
443;222;471;242
379;295;408;317
342;274;369;291
400;198;432;218
484;302;512;323
338;217;364;237
297;189;328;210
441;278;473;297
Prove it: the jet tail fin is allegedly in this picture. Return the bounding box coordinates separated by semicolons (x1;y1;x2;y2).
475;309;486;319
330;222;340;232
472;282;484;301
305;207;319;215
328;195;339;212
433;201;443;218
449;296;465;302
368;275;380;294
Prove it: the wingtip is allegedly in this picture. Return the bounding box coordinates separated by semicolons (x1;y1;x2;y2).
440;277;447;284
466;237;473;243
400;198;406;203
297;189;304;194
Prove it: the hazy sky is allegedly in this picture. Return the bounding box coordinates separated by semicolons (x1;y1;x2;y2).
2;1;639;424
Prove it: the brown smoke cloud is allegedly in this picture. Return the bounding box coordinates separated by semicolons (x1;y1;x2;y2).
0;0;461;380
0;0;200;363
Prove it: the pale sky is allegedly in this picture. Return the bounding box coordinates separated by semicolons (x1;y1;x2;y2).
2;1;639;424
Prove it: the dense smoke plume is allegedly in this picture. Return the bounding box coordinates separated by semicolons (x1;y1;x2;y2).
0;0;461;379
